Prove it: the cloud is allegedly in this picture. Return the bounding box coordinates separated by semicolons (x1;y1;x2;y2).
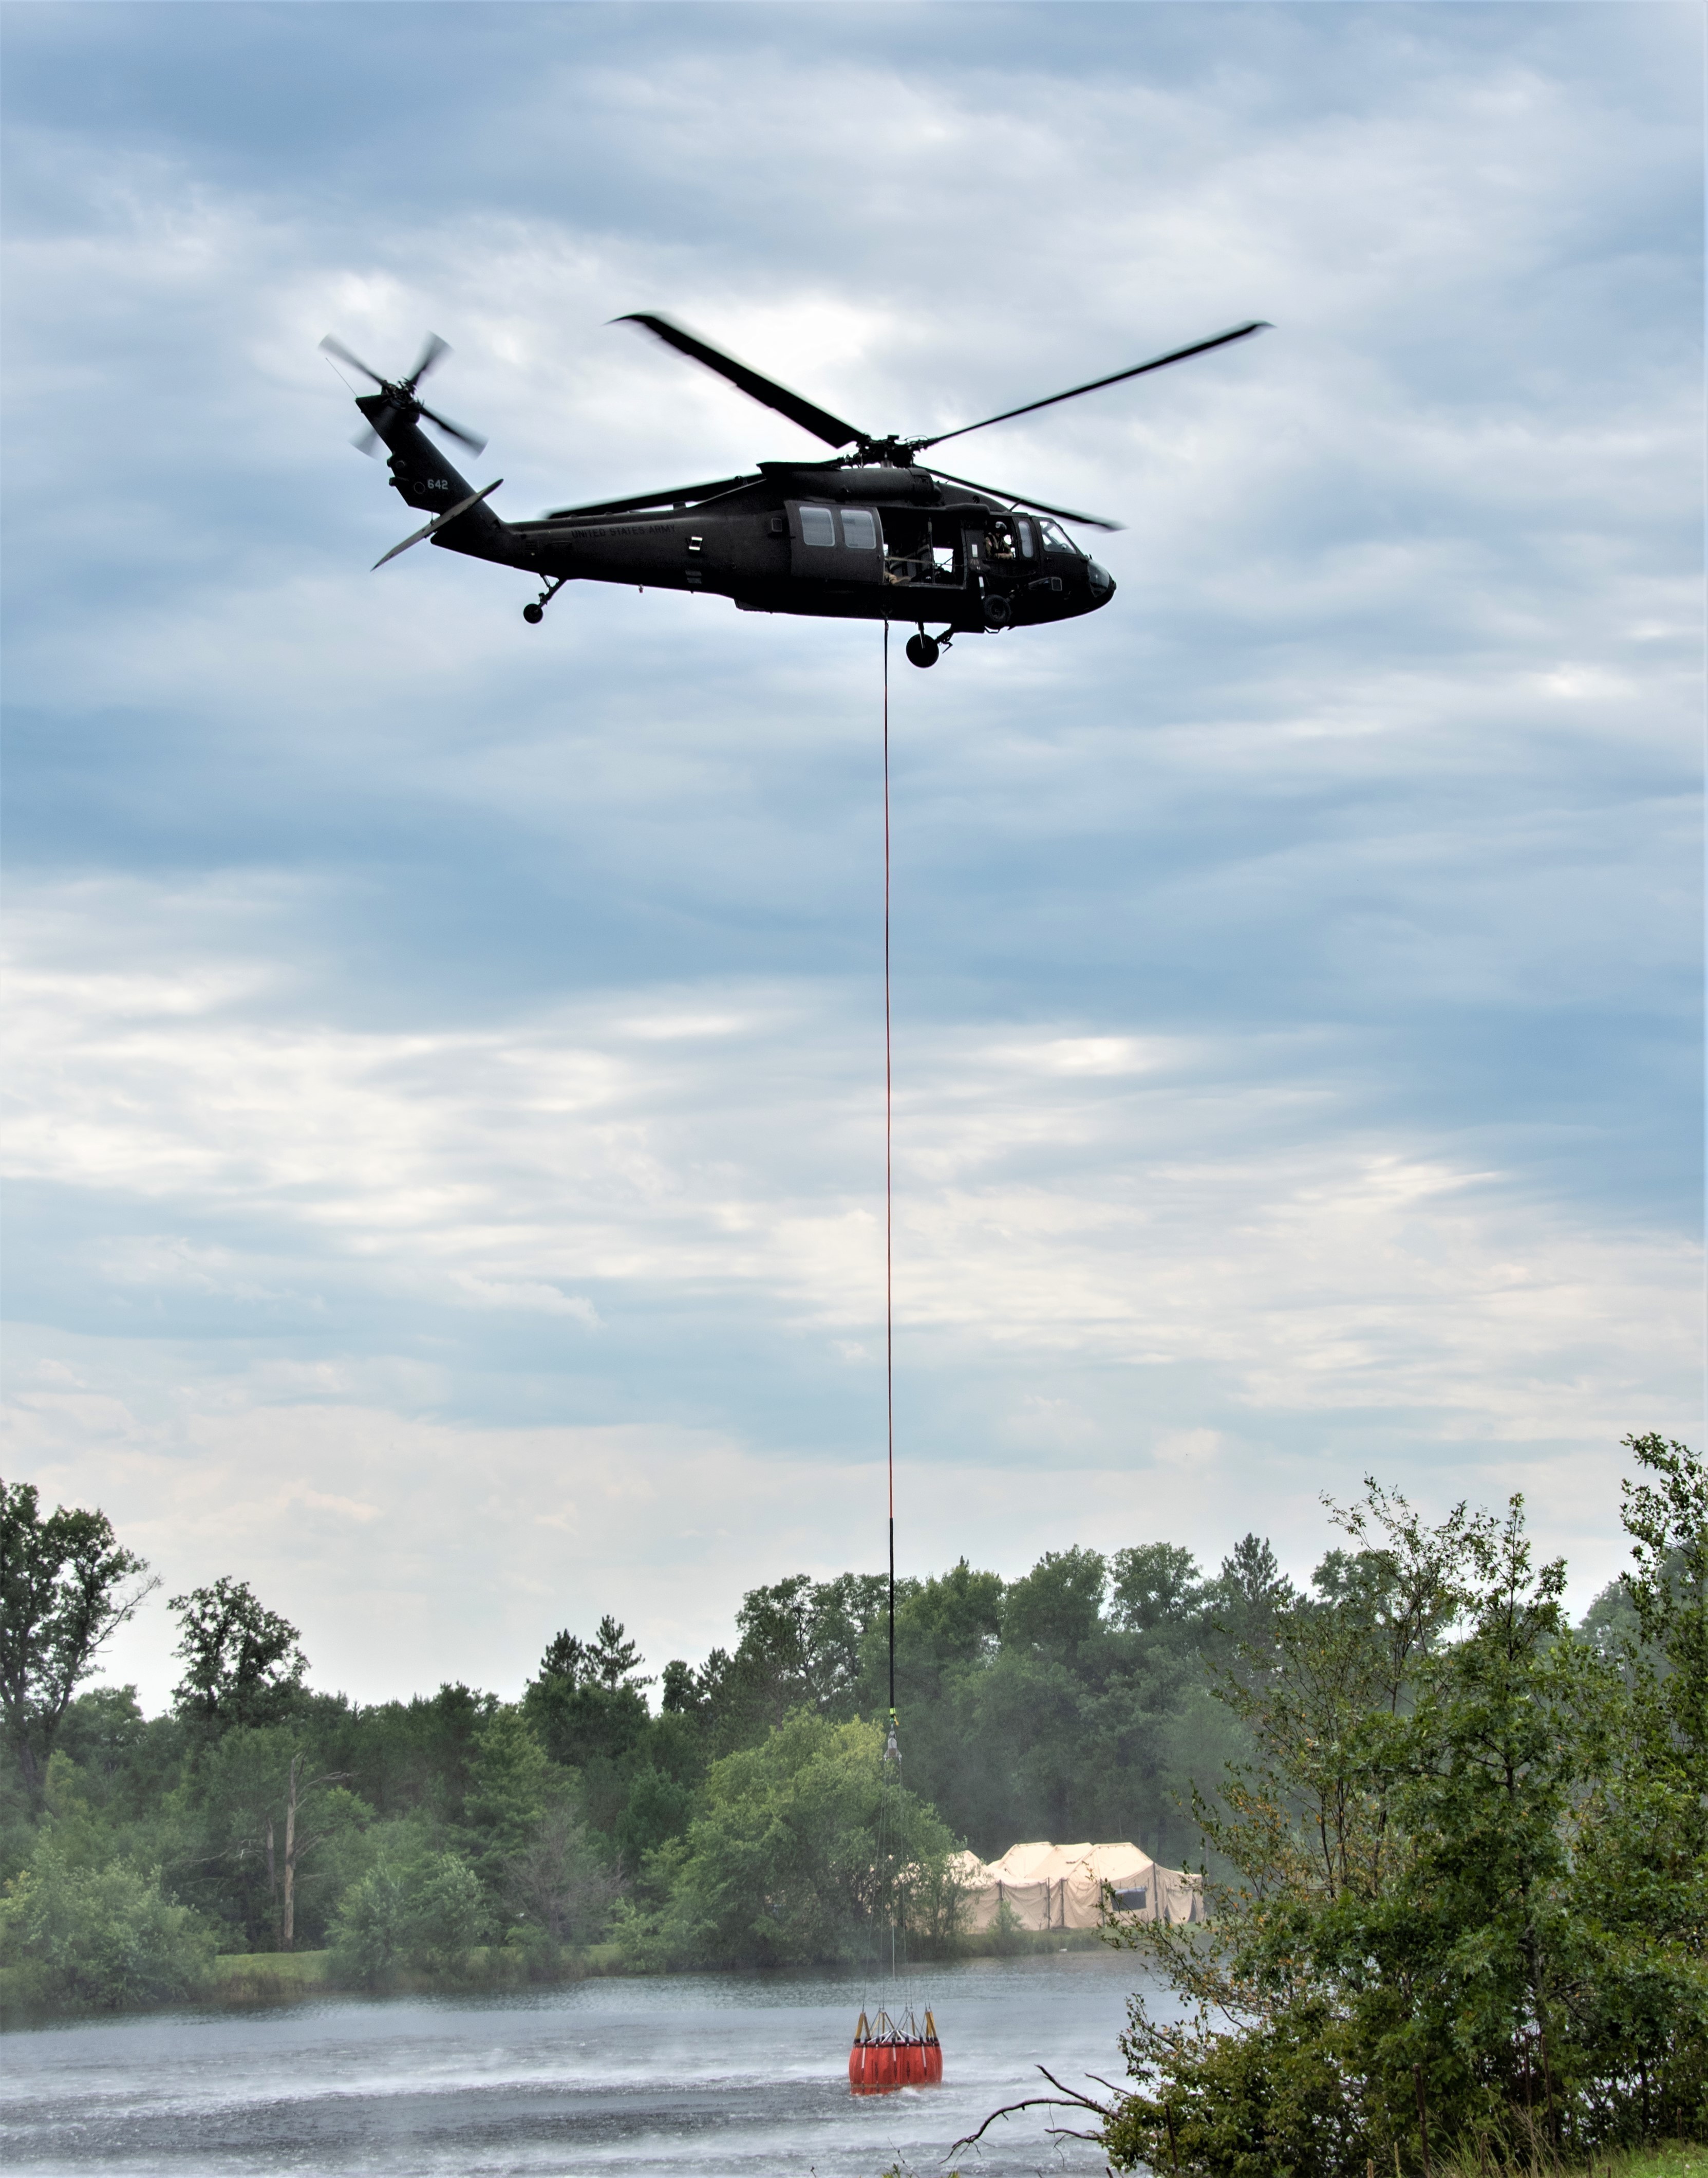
4;870;1696;1716
5;1334;1675;1719
1;5;1699;1706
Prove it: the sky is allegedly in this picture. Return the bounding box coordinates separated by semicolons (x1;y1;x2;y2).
2;2;1701;1717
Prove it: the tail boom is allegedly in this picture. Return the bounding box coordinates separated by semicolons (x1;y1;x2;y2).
356;392;533;571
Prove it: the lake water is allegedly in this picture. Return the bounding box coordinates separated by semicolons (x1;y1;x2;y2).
2;1951;1167;2176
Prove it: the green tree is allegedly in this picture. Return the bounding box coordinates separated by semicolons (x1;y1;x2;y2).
523;1630;649;1772
614;1763;695;1875
502;1803;621;1948
843;1540;1250;1864
0;1481;156;1804
973;1644;1093;1840
329;1842;486;1985
1208;1531;1299;1662
464;1706;555;1878
693;1573;892;1747
893;1558;1004;1683
615;1709;961;1968
190;1725;364;1949
1095;1453;1708;2176
1579;1573;1644;1670
49;1686;190;1832
589;1615;650;1691
330;1681;497;1823
854;1560;1008;1852
1565;1434;1708;2141
539;1630;588;1681
1110;1542;1206;1634
168;1577;307;1738
1619;1432;1707;1777
1100;1485;1540;2175
1004;1546;1109;1662
54;1686;151;1808
659;1658;699;1713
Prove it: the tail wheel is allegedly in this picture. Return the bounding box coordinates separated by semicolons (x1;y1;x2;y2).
905;633;939;669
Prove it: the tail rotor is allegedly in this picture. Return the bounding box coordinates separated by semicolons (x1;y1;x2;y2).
320;331;487;456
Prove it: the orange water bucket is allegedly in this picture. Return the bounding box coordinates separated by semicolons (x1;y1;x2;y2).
848;2007;942;2093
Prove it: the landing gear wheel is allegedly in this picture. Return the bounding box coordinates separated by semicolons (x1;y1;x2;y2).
905;633;940;669
522;602;544;625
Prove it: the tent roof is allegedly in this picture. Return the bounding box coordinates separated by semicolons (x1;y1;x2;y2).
985;1840;1083;1883
972;1840;1157;1887
1074;1842;1157;1884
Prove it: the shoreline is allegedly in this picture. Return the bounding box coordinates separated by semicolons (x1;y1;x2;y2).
2;1925;1112;2027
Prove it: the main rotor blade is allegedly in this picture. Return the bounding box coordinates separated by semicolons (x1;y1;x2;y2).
914;320;1271;450
922;466;1123;532
545;473;761;519
320;333;386;387
406;332;450;388
418;402;487;454
615;313;865;451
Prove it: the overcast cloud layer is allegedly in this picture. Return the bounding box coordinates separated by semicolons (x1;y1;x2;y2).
2;3;1701;1712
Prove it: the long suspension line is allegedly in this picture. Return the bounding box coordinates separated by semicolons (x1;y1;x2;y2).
884;621;895;1726
850;625;940;2089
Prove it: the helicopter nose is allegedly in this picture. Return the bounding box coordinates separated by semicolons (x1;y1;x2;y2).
1087;560;1115;604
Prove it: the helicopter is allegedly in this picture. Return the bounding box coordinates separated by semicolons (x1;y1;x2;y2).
321;311;1268;668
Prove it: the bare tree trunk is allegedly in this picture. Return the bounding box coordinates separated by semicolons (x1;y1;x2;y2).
282;1754;299;1951
265;1813;277;1945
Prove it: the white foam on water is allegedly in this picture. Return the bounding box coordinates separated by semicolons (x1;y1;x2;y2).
3;1953;1175;2177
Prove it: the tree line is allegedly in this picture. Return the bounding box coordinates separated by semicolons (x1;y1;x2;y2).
0;1484;1303;2003
3;1428;1704;2178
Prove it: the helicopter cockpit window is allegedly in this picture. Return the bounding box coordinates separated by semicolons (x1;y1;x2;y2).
1017;519;1036;558
840;508;878;551
799;505;837;548
1038;519;1079;555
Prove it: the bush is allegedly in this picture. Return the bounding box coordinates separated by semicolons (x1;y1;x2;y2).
1103;1996;1362;2178
0;1843;216;2013
328;1848;486;1985
614;1709;962;1968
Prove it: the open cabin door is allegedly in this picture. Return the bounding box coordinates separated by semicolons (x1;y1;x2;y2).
787;500;886;583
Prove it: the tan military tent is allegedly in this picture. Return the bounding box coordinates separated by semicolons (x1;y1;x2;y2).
947;1840;1204;1931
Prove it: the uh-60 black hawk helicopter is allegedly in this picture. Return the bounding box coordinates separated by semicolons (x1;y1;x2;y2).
322;310;1268;667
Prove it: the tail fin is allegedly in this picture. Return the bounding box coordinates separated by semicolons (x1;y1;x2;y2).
356;391;524;569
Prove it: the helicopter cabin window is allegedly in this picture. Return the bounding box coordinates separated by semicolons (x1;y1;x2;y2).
1017;519;1036;557
1038;519;1078;555
840;507;879;551
799;505;837;548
